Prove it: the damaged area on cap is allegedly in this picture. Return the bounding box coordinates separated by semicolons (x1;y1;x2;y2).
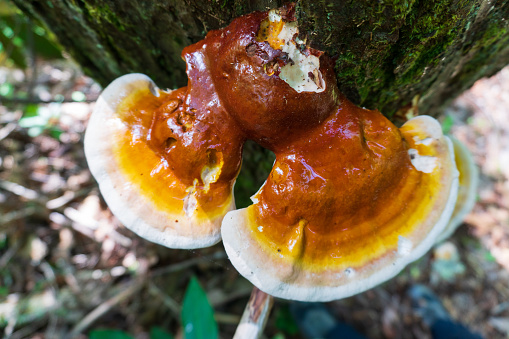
222;110;459;301
85;74;239;249
200;149;224;193
405;116;445;174
436;136;479;243
407;148;438;173
256;9;325;93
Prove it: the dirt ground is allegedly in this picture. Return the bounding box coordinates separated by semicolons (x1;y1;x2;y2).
1;55;509;339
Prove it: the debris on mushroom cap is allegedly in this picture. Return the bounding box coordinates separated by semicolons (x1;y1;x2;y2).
436;136;479;243
256;9;325;93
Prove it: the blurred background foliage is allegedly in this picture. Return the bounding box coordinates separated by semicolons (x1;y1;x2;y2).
0;3;62;70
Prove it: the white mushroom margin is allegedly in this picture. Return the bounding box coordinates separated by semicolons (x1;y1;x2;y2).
85;74;235;249
221;116;459;301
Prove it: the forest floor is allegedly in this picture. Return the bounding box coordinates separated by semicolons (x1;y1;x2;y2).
1;55;509;339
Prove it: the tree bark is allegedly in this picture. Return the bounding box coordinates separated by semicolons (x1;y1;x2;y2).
12;0;509;117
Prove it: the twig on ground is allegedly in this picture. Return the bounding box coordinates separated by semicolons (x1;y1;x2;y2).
210;287;253;307
40;262;60;339
45;187;92;210
0;206;37;232
26;19;36;101
148;282;181;317
0;122;17;141
66;278;146;338
0;239;22;269
0;180;40;200
233;287;274;339
9;319;47;339
215;312;241;325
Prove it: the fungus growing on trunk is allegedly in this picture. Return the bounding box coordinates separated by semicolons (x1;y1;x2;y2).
85;3;459;304
85;73;242;249
436;136;478;243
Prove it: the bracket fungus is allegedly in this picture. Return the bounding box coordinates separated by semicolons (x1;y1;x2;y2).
85;4;460;302
436;137;478;243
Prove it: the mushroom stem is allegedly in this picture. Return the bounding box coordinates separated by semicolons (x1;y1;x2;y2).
234;287;274;339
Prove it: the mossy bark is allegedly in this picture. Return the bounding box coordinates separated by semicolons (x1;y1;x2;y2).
297;0;509;118
13;0;509;117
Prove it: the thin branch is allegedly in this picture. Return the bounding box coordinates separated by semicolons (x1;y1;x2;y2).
0;180;40;200
147;282;181;317
234;287;274;339
26;18;36;101
64;252;225;337
151;251;227;276
0;122;17;141
215;312;241;325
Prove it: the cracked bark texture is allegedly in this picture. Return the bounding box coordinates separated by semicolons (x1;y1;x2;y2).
12;0;509;117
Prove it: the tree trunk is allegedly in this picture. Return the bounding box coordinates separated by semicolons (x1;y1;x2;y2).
12;0;509;117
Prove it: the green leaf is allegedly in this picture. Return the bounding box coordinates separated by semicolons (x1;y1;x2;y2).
0;27;26;69
0;286;8;297
23;104;40;117
150;327;174;339
275;305;299;335
49;127;63;140
181;277;218;339
19;115;46;128
0;15;63;60
89;329;134;339
442;115;454;134
484;250;496;262
2;25;14;38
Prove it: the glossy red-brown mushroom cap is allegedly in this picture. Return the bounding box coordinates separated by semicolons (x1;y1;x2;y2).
85;5;460;302
222;112;459;301
203;6;339;147
85;74;242;249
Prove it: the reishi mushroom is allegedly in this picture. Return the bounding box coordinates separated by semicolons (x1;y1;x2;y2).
85;73;241;248
436;136;478;243
85;3;459;302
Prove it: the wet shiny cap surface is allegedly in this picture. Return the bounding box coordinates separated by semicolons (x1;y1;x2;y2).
85;3;459;300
